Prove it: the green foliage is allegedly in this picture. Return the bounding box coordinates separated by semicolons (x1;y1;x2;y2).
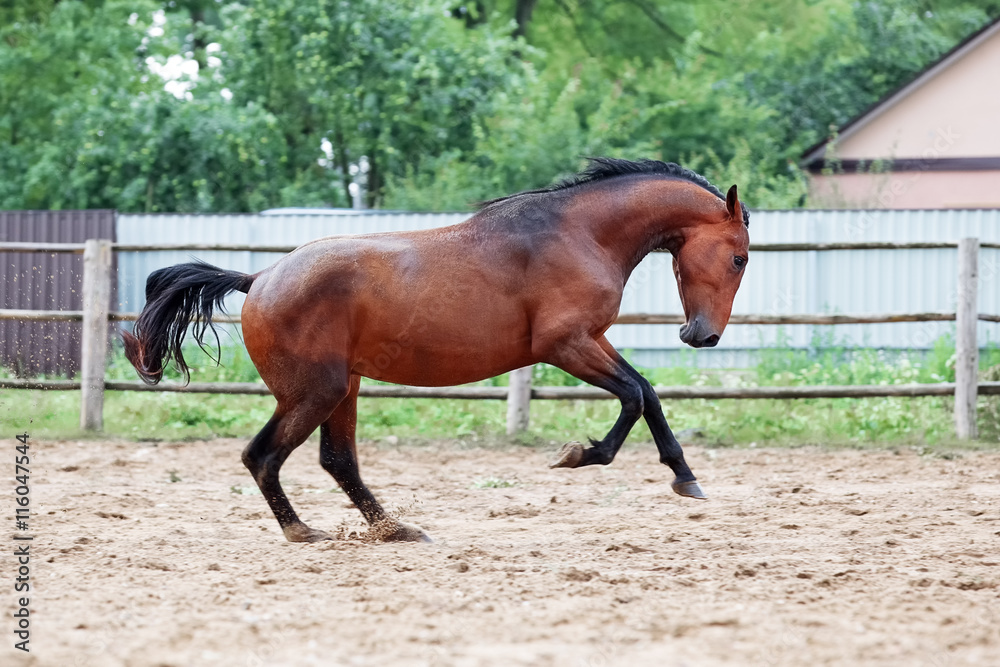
383;50;798;209
753;328;963;386
106;339;264;383
0;0;158;207
2;0;995;211
217;0;522;207
386;0;996;210
471;477;518;489
686;140;809;210
742;0;996;160
34;92;294;211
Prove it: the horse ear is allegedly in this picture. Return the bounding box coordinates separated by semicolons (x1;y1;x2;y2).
726;185;741;220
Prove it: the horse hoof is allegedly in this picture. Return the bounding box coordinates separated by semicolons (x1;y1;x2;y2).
283;524;335;543
374;520;433;543
671;479;707;500
549;441;584;469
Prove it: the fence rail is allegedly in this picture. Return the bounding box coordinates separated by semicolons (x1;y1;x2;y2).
1;311;979;325
5;377;1000;400
1;238;996;438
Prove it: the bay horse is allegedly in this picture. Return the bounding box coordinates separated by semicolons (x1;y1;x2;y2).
123;158;750;543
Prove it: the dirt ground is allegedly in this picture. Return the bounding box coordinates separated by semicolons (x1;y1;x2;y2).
3;436;1000;667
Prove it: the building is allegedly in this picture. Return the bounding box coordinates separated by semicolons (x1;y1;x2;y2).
802;17;1000;209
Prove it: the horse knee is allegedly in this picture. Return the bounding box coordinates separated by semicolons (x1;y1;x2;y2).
620;387;644;418
242;439;265;474
634;379;659;410
240;445;256;472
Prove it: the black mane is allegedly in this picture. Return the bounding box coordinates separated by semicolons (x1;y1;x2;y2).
479;157;749;227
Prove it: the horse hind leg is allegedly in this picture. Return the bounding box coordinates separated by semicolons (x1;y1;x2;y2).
242;397;339;543
320;376;431;543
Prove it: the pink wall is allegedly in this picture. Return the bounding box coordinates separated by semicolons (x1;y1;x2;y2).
810;170;1000;209
809;23;1000;208
834;29;1000;160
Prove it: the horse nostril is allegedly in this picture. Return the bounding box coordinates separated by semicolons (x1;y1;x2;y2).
702;334;720;347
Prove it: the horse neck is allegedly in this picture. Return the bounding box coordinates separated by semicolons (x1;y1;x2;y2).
571;178;719;281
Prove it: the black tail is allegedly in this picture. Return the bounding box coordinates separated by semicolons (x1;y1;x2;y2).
122;261;254;385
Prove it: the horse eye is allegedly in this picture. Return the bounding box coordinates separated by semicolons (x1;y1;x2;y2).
734;256;746;269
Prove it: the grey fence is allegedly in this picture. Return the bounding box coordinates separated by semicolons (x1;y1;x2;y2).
116;208;1000;366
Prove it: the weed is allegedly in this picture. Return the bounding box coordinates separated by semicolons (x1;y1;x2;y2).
471;477;519;489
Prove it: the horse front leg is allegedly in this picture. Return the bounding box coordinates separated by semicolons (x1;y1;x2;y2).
543;335;645;468
547;337;705;499
631;371;705;499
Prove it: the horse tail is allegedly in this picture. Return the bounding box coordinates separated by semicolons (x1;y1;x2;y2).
122;260;255;385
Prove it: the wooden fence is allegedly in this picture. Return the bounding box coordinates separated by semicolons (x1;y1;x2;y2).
1;238;999;439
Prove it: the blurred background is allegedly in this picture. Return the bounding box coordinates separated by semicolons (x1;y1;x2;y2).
3;1;1000;444
1;0;998;212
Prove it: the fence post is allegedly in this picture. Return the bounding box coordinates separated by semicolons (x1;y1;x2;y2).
506;365;533;435
955;237;979;440
80;239;113;431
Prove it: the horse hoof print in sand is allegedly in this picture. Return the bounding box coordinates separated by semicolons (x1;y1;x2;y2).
123;158;749;543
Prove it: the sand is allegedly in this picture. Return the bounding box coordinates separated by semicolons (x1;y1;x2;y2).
3;437;999;666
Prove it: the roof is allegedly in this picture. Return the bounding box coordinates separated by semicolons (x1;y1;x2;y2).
801;15;1000;165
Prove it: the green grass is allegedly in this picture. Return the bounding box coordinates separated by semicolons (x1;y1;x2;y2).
471;477;519;489
2;332;999;447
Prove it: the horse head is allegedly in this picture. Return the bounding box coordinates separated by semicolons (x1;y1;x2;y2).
673;184;749;348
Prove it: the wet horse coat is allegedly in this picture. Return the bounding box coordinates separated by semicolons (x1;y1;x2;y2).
124;158;750;542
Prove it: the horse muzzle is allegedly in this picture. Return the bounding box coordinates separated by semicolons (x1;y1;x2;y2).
679;318;721;348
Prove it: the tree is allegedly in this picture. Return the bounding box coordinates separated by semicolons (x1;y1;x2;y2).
0;0;159;207
1;0;995;212
216;0;522;207
32;88;293;212
742;1;996;158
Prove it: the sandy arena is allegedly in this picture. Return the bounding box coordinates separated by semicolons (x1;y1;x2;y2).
3;437;999;667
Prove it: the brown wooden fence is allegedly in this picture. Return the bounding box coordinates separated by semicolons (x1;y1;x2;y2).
0;238;998;439
0;211;116;377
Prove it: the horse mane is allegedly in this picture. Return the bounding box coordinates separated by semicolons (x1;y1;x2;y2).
478;157;750;227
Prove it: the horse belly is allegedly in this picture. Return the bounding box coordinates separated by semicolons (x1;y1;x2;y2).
352;300;531;386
